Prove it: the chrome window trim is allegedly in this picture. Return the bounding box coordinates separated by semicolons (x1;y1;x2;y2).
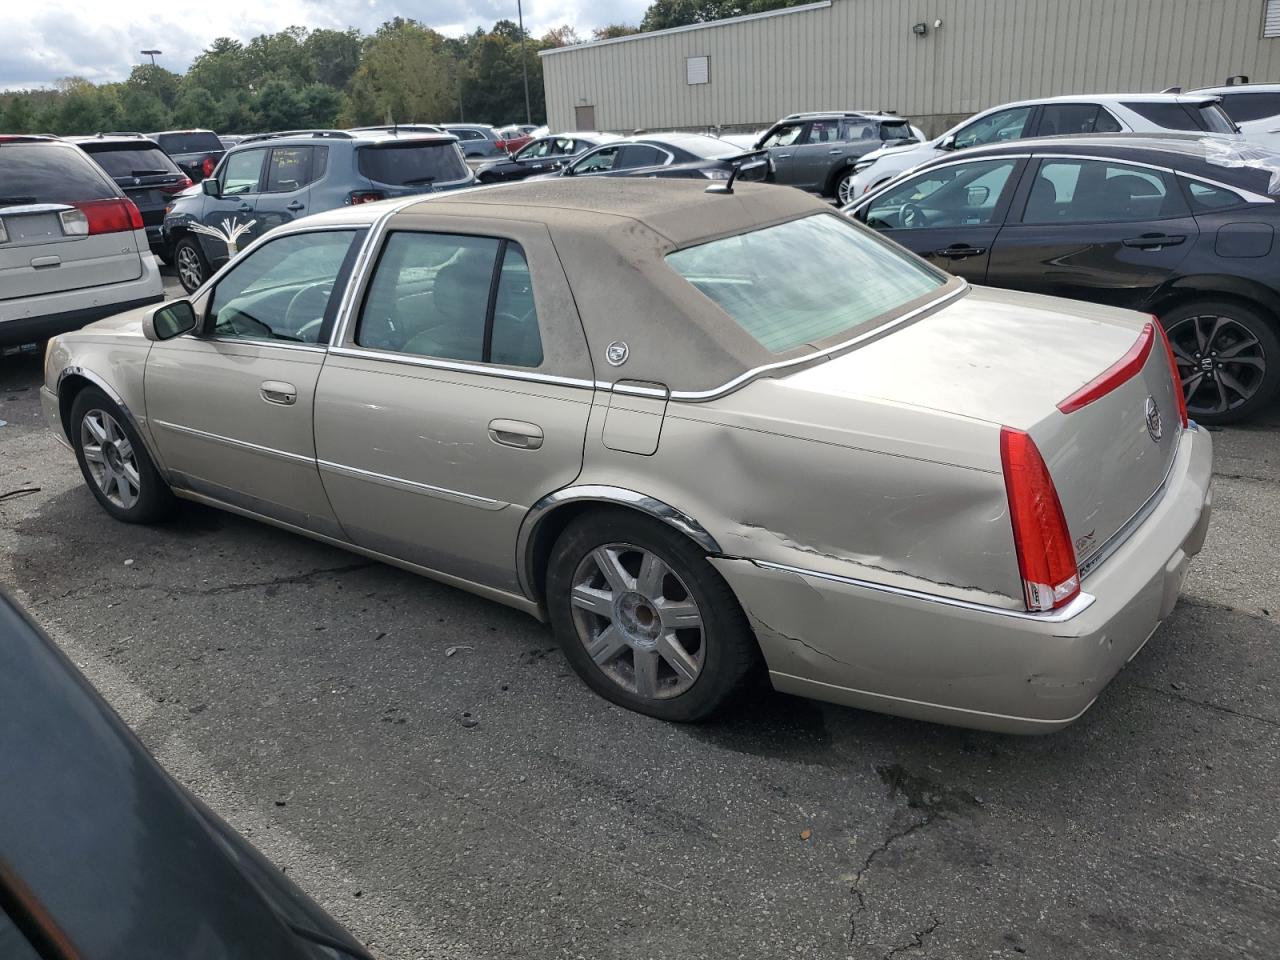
846;154;1033;213
151;419;314;464
326;345;597;390
316;459;507;510
1177;172;1271;206
201;337;329;353
750;559;1097;623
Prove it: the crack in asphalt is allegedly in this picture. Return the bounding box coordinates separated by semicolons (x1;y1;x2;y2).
180;561;377;597
882;914;941;959
1133;681;1280;729
848;812;937;947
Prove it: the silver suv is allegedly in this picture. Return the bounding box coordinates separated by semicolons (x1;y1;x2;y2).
1;136;163;348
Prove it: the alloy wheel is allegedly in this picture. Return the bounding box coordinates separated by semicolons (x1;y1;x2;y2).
837;174;858;205
80;409;141;510
1165;313;1267;417
569;542;705;700
176;243;203;291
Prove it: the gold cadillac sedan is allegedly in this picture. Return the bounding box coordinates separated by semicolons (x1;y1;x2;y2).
41;179;1214;733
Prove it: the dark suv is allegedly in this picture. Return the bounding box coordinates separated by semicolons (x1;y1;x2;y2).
163;129;475;292
148;129;226;182
755;111;920;200
70;134;191;261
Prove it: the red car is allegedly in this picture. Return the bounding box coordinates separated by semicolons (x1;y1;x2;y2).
494;124;538;155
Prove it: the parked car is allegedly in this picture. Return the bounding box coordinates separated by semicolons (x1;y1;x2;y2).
530;132;772;183
1191;81;1280;150
70;134;192;262
219;133;249;149
754;110;920;201
163;128;474;293
848;93;1241;200
43;179;1211;734
844;133;1280;423
148;128;226;183
0;135;163;348
494;123;537;155
441;124;506;158
349;123;444;136
474;132;620;183
0;590;374;960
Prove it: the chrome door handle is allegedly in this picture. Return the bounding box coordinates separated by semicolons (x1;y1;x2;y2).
260;380;297;405
776;153;792;159
828;148;843;154
488;419;543;449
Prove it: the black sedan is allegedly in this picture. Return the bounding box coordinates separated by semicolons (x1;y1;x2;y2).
0;591;373;960
474;132;619;183
529;132;773;185
844;133;1280;424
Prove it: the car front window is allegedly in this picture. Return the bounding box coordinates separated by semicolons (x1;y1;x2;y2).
761;124;805;148
221;149;266;195
953;106;1034;148
574;147;619;174
864;159;1020;230
666;213;945;354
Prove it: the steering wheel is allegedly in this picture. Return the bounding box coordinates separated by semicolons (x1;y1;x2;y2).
899;202;929;228
284;282;333;341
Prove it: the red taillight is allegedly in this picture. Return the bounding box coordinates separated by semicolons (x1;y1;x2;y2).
161;177;193;195
1057;322;1155;414
1152;318;1190;428
67;198;144;235
494;139;507;150
346;190;386;205
1000;426;1080;612
201;156;215;178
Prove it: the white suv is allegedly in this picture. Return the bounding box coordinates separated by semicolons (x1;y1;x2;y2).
848;93;1241;199
1;136;163;348
1191;82;1280;150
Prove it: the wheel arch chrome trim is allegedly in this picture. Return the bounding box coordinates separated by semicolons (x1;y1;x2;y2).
515;485;722;601
55;365;167;471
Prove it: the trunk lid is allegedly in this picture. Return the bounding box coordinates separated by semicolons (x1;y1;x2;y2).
0;203;144;300
779;286;1181;571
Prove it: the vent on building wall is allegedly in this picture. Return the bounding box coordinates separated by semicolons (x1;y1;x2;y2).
1267;0;1280;38
686;56;710;85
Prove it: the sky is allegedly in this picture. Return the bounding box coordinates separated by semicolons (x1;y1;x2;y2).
0;0;650;89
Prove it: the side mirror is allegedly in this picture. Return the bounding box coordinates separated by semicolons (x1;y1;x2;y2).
940;135;956;151
560;163;575;176
143;300;198;341
201;178;222;198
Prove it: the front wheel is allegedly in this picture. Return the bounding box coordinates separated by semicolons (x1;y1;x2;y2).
173;235;209;294
834;170;859;205
546;509;760;722
71;387;175;523
1161;300;1280;425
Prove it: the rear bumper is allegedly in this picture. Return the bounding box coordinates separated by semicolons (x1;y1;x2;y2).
712;424;1214;734
0;290;164;347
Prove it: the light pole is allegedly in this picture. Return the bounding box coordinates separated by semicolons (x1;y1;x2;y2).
516;0;531;124
140;49;162;67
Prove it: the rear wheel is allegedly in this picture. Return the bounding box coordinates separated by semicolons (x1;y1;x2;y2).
834;169;859;205
174;235;209;294
546;509;759;722
1160;300;1280;425
70;387;175;523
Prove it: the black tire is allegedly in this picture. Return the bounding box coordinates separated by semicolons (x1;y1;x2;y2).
1160;299;1280;425
173;235;210;294
546;508;760;722
70;387;176;524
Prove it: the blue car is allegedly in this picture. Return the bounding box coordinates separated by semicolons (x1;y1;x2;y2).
163;129;475;292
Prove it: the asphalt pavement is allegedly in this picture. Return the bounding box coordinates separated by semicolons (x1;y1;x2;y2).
1;298;1278;958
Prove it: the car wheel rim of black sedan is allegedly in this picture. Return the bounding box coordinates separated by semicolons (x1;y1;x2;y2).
1165;313;1267;417
177;244;203;290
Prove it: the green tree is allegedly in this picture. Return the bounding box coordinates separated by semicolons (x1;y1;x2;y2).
118;86;169;132
172;86;219;127
2;96;36;133
215;91;255;133
245;27;311;88
252;78;307;130
127;64;181;109
640;0;808;31
594;24;641;39
299;83;342;127
346;18;453;125
541;24;581;46
303;28;364;90
185;38;247;93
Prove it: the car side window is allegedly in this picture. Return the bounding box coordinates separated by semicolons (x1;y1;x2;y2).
1038;104;1105;136
616;145;668;169
574;146;620;174
1094;109;1124;133
355;233;543;368
266;146;316;192
1182;178;1246;212
1022;159;1187;223
519;139;551;160
1219;91;1280;123
556;138;577;154
863;159;1020;230
952;107;1034;149
807;119;843;143
221;148;267;195
761;123;806;148
207;230;358;343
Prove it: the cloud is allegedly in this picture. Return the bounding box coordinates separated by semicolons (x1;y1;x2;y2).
0;0;650;89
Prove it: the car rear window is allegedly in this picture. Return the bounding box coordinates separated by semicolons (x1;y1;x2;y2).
155;132;223;154
80;144;182;178
666;213;945;354
0;143;118;205
1218;91;1280;123
357;141;469;185
1123;101;1239;134
879;121;916;141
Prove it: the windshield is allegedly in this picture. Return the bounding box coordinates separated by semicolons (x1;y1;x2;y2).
666;214;945;354
81;145;182;179
357;141;469;185
156;132;223;154
0;143;118;205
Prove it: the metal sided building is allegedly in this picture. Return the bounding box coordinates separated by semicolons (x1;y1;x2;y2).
540;0;1280;136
